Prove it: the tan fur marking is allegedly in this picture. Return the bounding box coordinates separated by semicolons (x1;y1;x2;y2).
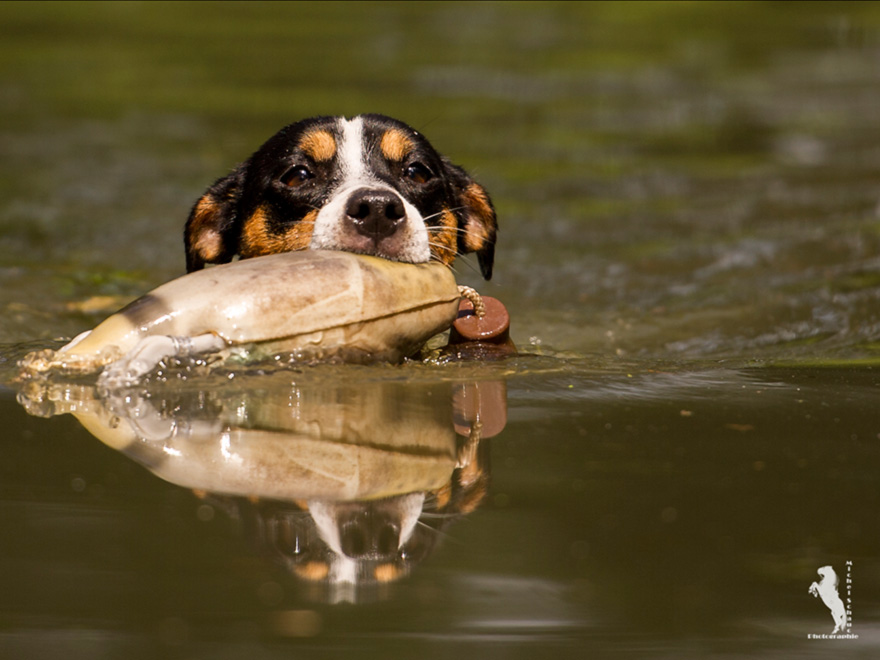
188;196;224;261
434;482;452;510
240;206;318;257
298;129;337;162
430;208;459;266
192;196;219;225
295;561;330;581
374;563;403;583
193;229;222;261
462;182;492;251
457;478;488;514
189;196;220;239
380;128;414;161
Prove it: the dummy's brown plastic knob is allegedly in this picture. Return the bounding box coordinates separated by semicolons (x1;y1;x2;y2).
453;380;508;439
449;296;510;344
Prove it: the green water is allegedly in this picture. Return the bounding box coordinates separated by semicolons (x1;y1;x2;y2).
2;2;880;658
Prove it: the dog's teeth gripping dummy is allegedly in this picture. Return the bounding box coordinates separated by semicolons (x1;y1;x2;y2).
18;251;465;385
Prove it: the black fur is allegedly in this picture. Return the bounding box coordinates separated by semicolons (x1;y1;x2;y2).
184;114;497;278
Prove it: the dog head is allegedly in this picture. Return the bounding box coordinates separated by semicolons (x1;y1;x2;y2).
184;114;497;278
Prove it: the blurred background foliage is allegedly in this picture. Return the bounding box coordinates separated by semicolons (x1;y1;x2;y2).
2;1;880;361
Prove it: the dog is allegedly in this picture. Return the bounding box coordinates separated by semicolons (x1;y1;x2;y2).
809;565;848;633
184;114;497;279
207;431;491;601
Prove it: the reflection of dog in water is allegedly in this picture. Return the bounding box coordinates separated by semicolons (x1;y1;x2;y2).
809;565;847;633
204;432;490;603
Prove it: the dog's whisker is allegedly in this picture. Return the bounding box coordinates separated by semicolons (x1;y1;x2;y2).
414;519;462;545
429;248;483;278
426;251;480;280
421;206;471;225
424;223;473;236
427;252;462;276
425;238;466;254
419;211;446;224
185;115;495;279
420;207;465;224
426;244;464;262
418;511;458;520
452;258;481;277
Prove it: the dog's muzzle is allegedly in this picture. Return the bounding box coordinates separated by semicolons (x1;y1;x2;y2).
345;188;406;241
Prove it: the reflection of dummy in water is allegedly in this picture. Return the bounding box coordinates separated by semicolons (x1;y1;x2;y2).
17;373;505;601
205;425;490;602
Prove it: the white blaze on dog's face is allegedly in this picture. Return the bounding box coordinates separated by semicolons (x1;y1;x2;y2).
184;114;497;279
308;116;431;264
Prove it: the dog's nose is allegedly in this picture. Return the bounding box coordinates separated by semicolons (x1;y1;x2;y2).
339;516;401;559
345;189;405;240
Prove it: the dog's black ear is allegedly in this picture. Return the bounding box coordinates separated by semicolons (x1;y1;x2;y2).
184;166;246;272
447;163;498;280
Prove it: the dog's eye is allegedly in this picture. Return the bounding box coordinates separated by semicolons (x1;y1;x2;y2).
280;165;314;188
404;162;433;185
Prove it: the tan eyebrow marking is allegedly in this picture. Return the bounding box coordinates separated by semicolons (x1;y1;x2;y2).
380;128;414;161
298;129;337;162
